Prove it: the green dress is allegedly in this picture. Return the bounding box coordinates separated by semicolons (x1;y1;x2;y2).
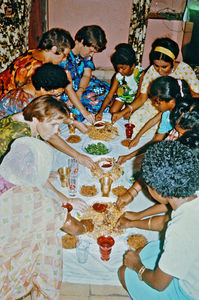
0;116;31;160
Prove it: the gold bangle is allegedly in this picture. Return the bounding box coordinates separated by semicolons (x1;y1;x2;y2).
129;188;138;198
127;190;134;200
138;265;146;281
132;187;139;194
148;217;152;230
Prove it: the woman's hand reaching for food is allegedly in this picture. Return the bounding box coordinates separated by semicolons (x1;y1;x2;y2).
115;215;134;229
129;135;140;148
95;112;103;121
66;198;89;212
117;154;131;165
84;112;95;124
74;121;90;134
122;211;140;221
111;111;123;124
80;219;94;232
76;153;97;170
116;191;134;210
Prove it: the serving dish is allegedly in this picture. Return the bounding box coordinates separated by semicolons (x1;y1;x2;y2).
82;139;112;156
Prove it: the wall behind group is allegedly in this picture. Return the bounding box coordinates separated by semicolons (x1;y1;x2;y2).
48;0;132;69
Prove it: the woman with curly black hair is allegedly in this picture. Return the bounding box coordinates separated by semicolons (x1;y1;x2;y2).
119;140;199;300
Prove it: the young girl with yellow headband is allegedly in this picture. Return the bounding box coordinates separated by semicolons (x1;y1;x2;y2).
112;37;199;139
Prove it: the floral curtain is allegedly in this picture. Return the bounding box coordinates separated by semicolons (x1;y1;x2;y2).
128;0;152;66
0;0;32;72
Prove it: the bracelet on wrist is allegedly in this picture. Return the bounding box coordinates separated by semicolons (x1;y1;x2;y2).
129;187;138;198
127;190;134;200
128;105;133;113
148;217;152;230
138;265;146;281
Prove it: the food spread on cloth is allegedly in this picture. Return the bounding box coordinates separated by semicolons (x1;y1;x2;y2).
84;142;110;155
91;158;124;181
80;201;124;239
62;234;79;249
80;185;98;196
112;186;128;197
127;234;147;250
88;122;119;141
66;135;81;143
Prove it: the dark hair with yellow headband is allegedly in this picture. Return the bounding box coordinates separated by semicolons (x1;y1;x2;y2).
149;37;179;67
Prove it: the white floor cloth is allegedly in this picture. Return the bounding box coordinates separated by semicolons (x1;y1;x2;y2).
52;114;160;285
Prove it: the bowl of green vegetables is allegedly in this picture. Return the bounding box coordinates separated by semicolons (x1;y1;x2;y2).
82;140;112;156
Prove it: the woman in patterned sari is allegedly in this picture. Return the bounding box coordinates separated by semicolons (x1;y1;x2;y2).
0;136;93;300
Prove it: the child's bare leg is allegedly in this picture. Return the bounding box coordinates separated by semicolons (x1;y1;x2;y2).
123;104;132;119
110;100;124;114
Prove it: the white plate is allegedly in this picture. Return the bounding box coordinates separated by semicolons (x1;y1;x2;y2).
82;139;112;156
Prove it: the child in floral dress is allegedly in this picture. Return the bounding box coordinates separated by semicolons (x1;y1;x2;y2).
96;43;143;121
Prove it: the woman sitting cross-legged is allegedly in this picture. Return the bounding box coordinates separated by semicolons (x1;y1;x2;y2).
59;25;110;120
0;137;93;300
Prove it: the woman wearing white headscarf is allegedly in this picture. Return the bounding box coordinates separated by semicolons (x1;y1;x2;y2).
0;137;93;300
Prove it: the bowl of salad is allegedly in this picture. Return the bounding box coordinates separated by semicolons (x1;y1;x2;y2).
82;140;112;156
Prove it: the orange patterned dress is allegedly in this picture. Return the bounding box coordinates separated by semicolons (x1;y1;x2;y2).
0;49;42;97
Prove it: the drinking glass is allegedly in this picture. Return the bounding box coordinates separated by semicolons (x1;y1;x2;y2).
97;236;115;261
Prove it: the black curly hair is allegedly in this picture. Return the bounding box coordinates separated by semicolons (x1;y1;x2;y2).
111;43;136;68
178;130;199;159
170;98;199;129
141;140;199;198
32;63;70;91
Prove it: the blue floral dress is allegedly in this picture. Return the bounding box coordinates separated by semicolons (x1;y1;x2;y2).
59;51;110;121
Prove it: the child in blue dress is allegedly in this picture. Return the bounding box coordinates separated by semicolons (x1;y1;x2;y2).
59;25;110;121
96;43;143;121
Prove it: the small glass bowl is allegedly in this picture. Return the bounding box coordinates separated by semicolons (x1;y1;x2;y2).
99;159;113;173
94;121;105;129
